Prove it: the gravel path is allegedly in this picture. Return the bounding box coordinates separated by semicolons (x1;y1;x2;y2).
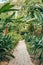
8;40;34;65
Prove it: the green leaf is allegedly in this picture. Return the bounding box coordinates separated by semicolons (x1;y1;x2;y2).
34;10;43;22
0;3;14;13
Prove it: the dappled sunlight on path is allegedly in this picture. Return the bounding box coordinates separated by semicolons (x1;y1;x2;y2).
8;40;34;65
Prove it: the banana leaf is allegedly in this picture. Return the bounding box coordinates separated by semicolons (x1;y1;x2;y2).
0;3;19;13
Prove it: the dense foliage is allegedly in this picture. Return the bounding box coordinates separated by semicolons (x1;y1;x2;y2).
0;3;20;60
0;0;43;65
23;0;43;65
0;34;15;59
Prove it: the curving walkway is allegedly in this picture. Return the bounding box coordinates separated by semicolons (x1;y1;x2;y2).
8;40;34;65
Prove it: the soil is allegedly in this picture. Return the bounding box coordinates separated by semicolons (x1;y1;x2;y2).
0;61;8;65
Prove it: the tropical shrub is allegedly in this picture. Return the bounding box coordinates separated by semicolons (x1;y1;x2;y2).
0;2;19;60
0;34;15;60
25;32;43;65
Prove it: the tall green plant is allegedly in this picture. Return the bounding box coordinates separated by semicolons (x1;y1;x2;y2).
0;3;19;59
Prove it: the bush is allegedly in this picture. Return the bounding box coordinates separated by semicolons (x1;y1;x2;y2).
9;32;22;47
0;34;15;60
24;33;32;42
25;33;43;65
